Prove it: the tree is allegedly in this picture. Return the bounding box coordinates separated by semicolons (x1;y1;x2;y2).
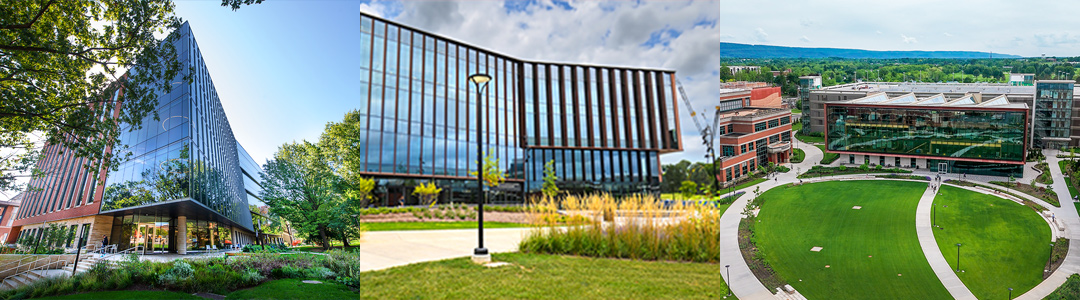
319;110;375;208
0;0;262;192
661;160;691;193
469;149;506;190
541;160;559;198
259;141;343;250
413;182;442;207
679;180;697;200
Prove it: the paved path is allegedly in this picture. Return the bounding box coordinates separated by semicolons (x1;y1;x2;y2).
915;183;978;300
355;227;531;271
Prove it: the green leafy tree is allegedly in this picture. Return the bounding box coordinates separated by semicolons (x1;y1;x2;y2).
259;141;343;250
541;160;559;198
679;180;697;200
319;110;376;207
661;160;691;193
0;0;262;192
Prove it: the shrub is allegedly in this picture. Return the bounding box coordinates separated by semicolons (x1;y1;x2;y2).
159;260;194;285
324;250;363;287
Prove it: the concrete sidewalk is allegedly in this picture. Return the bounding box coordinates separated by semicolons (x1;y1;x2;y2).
356;227;532;271
915;183;978;300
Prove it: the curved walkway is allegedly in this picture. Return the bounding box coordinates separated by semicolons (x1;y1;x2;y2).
721;141;1073;299
915;183;978;300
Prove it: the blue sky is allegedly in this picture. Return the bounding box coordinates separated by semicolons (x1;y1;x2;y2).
175;0;1080;171
173;0;722;166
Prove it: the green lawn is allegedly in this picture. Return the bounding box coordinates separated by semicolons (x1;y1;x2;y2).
797;133;824;144
32;291;202;300
791;120;803;131
755;180;950;299
932;185;1051;300
792;108;802;115
816;145;839;164
348;252;734;299
791;148;805;163
227;279;359;300
364;221;528;231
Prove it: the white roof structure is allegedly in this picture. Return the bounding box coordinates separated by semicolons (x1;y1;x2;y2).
838;93;1026;109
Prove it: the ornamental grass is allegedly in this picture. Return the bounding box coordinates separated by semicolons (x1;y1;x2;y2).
519;193;724;262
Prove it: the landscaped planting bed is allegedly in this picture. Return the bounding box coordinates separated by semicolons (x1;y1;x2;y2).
797;165;912;179
989;181;1060;207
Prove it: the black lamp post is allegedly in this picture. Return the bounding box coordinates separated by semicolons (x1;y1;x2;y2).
725;264;731;296
1008;287;1013;299
469;73;492;259
955;243;962;272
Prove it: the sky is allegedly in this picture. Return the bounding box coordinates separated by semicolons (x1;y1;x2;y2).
173;0;722;166
171;0;1079;170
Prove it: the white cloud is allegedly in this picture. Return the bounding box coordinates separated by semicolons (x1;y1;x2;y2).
943;32;953;37
875;30;882;35
901;34;918;44
755;27;769;42
800;35;811;43
385;0;720;164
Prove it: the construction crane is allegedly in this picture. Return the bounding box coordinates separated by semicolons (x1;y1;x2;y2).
676;79;720;190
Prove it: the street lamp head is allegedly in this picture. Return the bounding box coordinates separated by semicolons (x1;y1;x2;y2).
469;73;492;84
725;264;730;268
956;243;962;247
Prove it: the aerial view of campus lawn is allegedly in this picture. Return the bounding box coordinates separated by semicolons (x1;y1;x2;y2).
932;185;1052;300
754;180;951;299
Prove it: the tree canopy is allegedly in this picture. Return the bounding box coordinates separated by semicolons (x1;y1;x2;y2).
0;0;261;193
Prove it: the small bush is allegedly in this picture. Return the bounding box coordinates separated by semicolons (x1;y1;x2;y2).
159;260;194;285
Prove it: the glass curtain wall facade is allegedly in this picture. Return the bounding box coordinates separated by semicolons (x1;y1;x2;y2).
1033;81;1074;149
97;22;252;230
826;105;1027;176
356;13;681;200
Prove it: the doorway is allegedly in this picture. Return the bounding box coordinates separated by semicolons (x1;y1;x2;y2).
938;162;948;174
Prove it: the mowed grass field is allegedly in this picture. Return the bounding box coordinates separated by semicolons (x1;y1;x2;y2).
755;180;951;299
933;185;1052;300
349;253;734;299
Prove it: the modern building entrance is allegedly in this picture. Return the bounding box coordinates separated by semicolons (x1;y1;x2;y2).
938;162;948;174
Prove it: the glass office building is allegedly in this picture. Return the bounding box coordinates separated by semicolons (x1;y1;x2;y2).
826;93;1028;177
1033;80;1075;149
13;22;257;254
355;13;682;202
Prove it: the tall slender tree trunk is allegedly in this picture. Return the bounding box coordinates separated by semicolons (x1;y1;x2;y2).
318;225;330;250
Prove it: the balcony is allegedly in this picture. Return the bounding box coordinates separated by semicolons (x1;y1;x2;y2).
767;142;791;153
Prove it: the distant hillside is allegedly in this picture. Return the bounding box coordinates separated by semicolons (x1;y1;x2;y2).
720;43;1022;59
